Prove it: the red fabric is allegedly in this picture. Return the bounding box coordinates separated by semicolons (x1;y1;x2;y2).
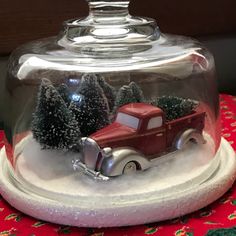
1;94;236;236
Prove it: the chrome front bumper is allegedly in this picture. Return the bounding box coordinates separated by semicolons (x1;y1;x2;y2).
72;159;109;181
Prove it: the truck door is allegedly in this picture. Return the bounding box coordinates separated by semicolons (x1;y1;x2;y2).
143;116;166;157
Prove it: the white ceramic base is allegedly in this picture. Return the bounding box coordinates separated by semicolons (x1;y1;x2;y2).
0;138;236;227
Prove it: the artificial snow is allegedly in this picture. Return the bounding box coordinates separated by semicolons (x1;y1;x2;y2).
14;133;217;204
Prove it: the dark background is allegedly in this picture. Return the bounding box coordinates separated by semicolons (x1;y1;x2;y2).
0;0;236;94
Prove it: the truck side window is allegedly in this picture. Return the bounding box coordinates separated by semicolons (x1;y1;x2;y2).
147;116;163;130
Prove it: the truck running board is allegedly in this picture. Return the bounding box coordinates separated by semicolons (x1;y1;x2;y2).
72;159;110;181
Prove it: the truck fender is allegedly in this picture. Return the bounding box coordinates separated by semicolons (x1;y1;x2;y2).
100;148;151;177
175;128;206;150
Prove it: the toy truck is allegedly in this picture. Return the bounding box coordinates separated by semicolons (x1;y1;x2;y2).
73;103;206;180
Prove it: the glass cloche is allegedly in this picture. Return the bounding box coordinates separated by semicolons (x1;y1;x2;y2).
0;0;235;228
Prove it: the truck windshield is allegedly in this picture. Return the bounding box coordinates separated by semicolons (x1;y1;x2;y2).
116;112;140;129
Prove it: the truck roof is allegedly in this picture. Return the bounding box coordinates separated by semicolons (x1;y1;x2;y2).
118;103;163;118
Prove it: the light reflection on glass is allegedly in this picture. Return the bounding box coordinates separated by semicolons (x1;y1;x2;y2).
71;93;82;102
68;78;80;85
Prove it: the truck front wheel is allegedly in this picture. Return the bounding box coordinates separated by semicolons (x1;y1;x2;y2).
123;161;139;175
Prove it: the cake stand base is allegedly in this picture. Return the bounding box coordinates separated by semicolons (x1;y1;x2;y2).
0;138;235;227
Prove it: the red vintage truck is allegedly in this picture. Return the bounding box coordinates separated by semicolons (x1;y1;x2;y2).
73;103;206;180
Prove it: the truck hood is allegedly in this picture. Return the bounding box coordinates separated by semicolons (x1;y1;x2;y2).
90;122;136;148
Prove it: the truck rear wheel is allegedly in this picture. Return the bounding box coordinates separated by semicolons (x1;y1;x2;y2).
176;129;206;150
123;161;138;175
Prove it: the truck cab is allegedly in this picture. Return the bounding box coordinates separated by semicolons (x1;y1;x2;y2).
90;103;166;157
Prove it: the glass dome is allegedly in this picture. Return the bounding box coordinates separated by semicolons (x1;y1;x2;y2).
2;0;220;200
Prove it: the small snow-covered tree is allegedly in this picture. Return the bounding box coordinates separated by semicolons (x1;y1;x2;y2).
57;83;71;106
114;85;137;110
96;74;116;112
69;101;81;125
129;81;144;103
152;96;198;121
32;79;80;150
68;101;83;151
76;74;110;136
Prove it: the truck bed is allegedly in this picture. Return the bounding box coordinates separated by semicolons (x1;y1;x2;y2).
165;111;206;149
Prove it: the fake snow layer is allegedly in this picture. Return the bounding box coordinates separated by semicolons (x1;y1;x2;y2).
14;133;217;204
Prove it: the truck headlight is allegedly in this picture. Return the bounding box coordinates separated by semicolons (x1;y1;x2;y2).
102;147;112;158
